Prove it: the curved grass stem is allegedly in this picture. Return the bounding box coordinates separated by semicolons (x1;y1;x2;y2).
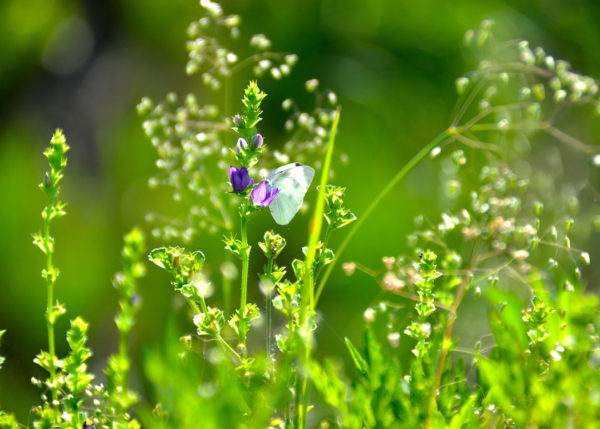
298;106;341;429
314;129;451;307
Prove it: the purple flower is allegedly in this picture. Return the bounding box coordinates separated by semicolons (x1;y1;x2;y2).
251;180;280;207
236;138;248;154
233;115;242;127
237;135;263;154
83;421;94;429
251;134;263;149
229;166;254;192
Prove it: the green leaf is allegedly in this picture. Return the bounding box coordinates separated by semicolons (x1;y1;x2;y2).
345;337;369;378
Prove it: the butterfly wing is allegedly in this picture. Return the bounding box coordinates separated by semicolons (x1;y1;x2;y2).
267;163;315;225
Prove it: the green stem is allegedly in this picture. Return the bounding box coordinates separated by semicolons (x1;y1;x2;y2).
314;129;451;306
217;336;243;362
222;256;233;315
188;299;202;316
240;212;249;336
313;225;332;289
266;257;273;356
44;212;58;403
118;328;129;388
425;241;479;429
295;374;302;428
298;107;341;429
199;296;209;314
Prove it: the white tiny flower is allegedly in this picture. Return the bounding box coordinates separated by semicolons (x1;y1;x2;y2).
512;249;530;261
363;308;376;324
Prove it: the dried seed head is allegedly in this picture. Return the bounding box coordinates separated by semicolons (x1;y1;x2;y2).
342;262;356;276
387;332;400;348
383;272;405;292
382;256;396;270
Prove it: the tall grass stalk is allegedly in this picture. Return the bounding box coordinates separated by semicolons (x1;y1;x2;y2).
299;106;341;428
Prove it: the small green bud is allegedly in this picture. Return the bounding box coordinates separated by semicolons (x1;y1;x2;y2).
455;77;469;94
581;252;590;265
554;89;567;102
305;78;319;92
565;218;574;232
594;215;600;231
532;83;545;100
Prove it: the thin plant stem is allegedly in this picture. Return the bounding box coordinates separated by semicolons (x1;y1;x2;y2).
240;209;249;343
314;129;451;306
222;258;233;315
425;240;479;429
266;256;273;356
297;107;341;429
43;204;58;403
118;329;129;389
240;213;249;310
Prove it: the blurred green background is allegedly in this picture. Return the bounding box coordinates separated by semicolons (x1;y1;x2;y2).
1;0;600;421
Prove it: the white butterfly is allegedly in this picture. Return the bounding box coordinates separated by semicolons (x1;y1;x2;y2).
266;162;315;225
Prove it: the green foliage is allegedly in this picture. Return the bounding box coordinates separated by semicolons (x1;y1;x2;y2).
479;287;600;427
234;81;267;144
62;317;94;426
149;247;206;293
323;185;357;230
106;228;147;417
258;230;286;261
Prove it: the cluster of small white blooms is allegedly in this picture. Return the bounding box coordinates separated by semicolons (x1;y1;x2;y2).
428;159;592;292
278;78;346;168
185;2;298;90
516;41;599;105
367;155;593;348
138;93;232;241
253;54;298;80
453;20;600;181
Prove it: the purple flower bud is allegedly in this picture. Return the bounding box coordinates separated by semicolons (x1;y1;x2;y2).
236;138;248;154
233;115;242;127
251;134;263;149
251;180;280;207
131;293;141;308
229;165;254;192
